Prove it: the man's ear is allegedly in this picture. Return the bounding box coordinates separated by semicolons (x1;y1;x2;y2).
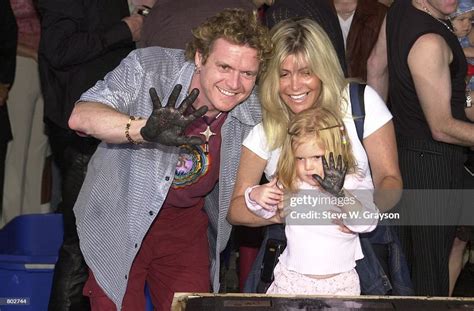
194;51;203;67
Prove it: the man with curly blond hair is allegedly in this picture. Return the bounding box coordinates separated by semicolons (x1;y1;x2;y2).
67;9;272;310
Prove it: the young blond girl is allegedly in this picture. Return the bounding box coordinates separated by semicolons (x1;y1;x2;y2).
244;106;378;295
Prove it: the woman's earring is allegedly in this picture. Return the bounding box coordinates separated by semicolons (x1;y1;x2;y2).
342;134;348;145
194;65;201;74
340;126;347;145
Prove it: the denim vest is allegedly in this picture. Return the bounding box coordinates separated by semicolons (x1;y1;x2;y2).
359;224;414;295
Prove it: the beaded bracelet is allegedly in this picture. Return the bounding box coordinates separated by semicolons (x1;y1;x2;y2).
125;116;142;145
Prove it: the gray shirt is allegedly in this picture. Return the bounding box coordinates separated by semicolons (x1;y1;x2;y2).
74;46;262;308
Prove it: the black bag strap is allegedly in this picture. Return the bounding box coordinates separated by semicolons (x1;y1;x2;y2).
349;82;366;143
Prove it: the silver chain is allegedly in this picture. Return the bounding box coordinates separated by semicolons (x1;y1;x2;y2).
419;1;454;33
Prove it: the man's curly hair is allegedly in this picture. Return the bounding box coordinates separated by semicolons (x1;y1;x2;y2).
185;8;272;76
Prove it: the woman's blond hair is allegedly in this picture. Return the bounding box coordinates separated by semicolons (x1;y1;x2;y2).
277;107;357;192
260;18;347;150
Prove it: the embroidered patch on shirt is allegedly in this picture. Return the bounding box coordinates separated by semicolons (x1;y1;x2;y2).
172;144;209;188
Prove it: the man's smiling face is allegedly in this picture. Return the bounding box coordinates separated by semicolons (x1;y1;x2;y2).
193;38;259;117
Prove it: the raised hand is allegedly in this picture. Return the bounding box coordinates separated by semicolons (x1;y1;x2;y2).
140;84;208;146
312;152;347;197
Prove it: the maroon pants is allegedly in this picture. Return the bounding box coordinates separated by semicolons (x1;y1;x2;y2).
83;207;210;310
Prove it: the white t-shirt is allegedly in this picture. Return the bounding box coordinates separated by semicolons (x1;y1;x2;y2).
338;12;354;50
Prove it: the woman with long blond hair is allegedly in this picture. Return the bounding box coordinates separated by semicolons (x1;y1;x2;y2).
229;17;399;225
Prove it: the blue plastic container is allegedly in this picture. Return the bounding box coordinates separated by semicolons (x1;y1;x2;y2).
0;214;155;310
0;213;63;257
0;214;63;311
0;261;55;311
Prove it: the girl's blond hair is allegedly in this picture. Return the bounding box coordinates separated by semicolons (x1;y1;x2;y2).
277;107;357;192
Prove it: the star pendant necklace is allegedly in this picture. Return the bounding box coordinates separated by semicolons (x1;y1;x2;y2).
200;112;223;154
419;1;454;33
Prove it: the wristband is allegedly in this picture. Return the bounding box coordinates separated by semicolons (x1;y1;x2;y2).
125;116;142;145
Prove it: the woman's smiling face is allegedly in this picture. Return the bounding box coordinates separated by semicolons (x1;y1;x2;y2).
278;53;322;114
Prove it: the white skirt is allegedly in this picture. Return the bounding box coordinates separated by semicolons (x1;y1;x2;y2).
266;262;360;296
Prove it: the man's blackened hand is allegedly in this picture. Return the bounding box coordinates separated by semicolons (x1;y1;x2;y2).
312;152;347;197
140;84;208;146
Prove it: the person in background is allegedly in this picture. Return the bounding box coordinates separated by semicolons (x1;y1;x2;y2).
264;0;348;75
67;9;271;310
451;0;474;103
0;0;18;221
333;0;387;81
1;0;50;228
381;0;474;296
37;0;143;308
139;0;273;49
448;0;474;296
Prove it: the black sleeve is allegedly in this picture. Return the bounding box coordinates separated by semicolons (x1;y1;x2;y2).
38;0;133;69
0;0;18;85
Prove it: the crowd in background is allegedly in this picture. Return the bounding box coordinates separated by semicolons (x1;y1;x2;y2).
0;0;473;310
